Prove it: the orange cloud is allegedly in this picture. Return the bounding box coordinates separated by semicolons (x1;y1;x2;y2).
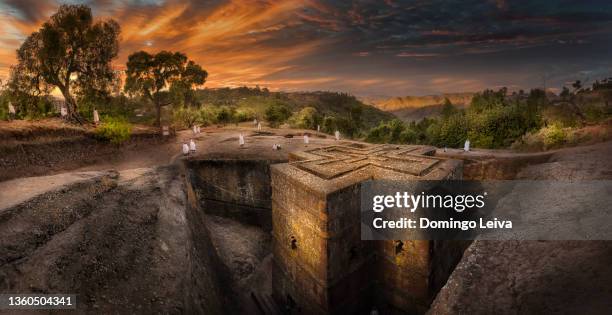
0;0;329;92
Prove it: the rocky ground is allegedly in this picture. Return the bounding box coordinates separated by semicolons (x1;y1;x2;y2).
0;119;341;181
0;166;227;314
428;141;612;315
0;120;345;314
1;119;611;314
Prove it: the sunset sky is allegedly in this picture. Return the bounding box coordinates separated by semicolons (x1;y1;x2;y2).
1;0;611;96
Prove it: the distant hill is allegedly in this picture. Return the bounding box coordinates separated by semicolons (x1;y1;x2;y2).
360;92;474;122
195;87;395;129
362;92;474;111
390;103;469;122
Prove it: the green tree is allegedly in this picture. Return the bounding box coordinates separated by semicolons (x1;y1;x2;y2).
264;103;291;128
440;97;457;119
321;115;337;134
124;51;207;126
289;107;321;129
216;106;235;124
427;114;468;148
8;4;120;123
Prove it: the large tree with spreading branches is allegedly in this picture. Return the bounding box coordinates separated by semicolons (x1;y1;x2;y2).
8;4;120;123
124;51;207;127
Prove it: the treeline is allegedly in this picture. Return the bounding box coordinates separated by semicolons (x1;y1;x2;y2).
366;83;612;150
172;87;393;137
0;4;393;141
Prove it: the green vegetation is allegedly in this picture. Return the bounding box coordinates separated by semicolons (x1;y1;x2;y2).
0;4;392;139
512;123;611;151
192;88;392;135
365;118;433;144
95;117;132;144
7;4;120;123
264;103;292;128
288;107;321;130
234;107;256;123
365;85;611;150
2;3;609;152
124;50;207;127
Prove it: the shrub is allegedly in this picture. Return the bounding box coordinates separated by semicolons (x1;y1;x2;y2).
511;123;569;151
399;128;418;143
542;123;567;148
95;117;132;144
288;106;320;129
427;114;468;148
198;106;217;126
365;119;404;143
321;115;337;134
364;119;423;144
0;94;8;120
583;104;608;123
234;107;256;123
264;103;291;128
216;106;235;124
172;106;200;129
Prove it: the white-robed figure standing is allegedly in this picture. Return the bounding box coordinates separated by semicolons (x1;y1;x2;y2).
464;139;470;152
189;139;196;153
334;130;340;140
239;133;245;147
257;122;261;131
182;142;190;155
304;134;309;145
192;125;198;134
93;109;100;126
8;101;16;120
60;106;67;118
317;125;320;133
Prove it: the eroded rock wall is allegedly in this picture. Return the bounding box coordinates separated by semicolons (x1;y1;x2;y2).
187;158;285;230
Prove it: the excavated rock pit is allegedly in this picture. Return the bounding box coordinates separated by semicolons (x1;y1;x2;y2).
1;140;611;314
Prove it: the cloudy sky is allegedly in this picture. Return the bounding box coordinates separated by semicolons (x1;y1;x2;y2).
1;0;611;96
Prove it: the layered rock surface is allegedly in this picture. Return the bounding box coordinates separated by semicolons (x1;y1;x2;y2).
429;141;612;314
0;166;227;314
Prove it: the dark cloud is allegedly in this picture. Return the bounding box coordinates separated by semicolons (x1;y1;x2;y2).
2;0;54;22
1;0;611;95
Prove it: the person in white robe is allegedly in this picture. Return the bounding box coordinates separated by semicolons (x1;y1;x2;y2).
182;142;190;155
8;101;16;120
304;134;309;146
93;109;100;126
464;139;470;152
334;130;340;140
239;133;245;147
189;139;196;153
